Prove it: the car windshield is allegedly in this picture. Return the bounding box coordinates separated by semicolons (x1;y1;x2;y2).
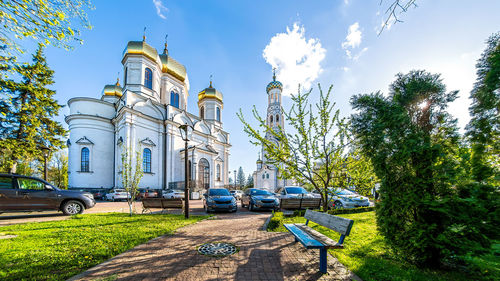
285;187;307;194
115;189;126;192
251;189;273;196
333;189;355;195
208;189;230;196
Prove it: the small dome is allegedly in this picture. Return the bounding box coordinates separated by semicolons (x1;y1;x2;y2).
103;82;123;97
266;72;283;93
198;82;223;105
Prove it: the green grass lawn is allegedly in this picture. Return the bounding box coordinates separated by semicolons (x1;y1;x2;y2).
270;211;499;281
0;213;208;281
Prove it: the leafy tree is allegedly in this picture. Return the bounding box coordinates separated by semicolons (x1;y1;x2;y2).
47;150;68;189
0;0;93;53
237;166;246;187
351;70;497;268
120;144;143;216
343;150;379;197
238;84;350;211
246;174;254;188
466;32;500;185
0;44;66;173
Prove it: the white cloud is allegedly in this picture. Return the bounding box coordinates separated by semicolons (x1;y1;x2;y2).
342;22;362;49
262;23;326;95
152;0;168;20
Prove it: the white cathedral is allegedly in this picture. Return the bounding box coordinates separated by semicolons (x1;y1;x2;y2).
65;37;231;192
252;72;294;192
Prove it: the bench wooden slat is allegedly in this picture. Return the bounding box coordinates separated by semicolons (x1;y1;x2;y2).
283;224;325;249
142;198;183;209
294;223;343;249
280;198;321;210
304;209;354;236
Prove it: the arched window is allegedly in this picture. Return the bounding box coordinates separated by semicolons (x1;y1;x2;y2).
216;164;221;181
200;106;204;119
266;174;269;179
216;107;221;122
276;114;279;123
81;147;89;172
144;68;153;89
124;67;128;85
262;174;265;179
143;148;151;173
170;91;179;108
198;158;210;189
270;115;273;124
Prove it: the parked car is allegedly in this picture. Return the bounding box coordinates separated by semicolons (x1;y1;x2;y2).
203;188;237;213
105;189;130;202
241;188;279;211
276;186;314;199
0;173;95;215
229;190;244;200
327;188;370;209
162;189;185;199
90;189;108;200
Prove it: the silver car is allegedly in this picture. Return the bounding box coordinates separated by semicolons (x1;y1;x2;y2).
162;189;185;199
327;188;370;209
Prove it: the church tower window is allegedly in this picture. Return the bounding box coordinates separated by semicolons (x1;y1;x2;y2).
170;91;179;108
143;148;151;173
276;114;279;123
124;67;128;85
144;68;153;89
216;164;221;181
200;106;204;119
81;147;89;172
216;107;221;122
270;115;273;124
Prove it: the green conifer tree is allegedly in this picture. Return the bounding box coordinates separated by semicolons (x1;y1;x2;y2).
0;44;66;173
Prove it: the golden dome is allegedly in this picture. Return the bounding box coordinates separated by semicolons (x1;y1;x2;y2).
122;41;187;82
103;84;123;97
198;82;223;105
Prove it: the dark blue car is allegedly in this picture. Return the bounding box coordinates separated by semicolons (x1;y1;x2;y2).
203;188;237;213
241;188;280;211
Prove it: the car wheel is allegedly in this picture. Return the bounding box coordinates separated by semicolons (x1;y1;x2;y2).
112;197;115;202
334;201;343;209
249;203;254;211
62;200;84;215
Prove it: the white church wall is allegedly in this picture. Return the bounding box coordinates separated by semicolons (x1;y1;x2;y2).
68;98;115;119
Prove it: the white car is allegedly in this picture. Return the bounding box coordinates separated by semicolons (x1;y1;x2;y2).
105;189;131;202
162;189;185;199
327;188;370;209
277;186;314;199
230;190;244;200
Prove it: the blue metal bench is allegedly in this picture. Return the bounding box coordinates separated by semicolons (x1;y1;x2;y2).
284;209;354;273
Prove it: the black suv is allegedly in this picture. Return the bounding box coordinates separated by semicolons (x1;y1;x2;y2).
0;174;96;215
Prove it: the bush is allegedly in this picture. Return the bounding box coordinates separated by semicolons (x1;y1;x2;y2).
267;212;284;231
327;206;375;215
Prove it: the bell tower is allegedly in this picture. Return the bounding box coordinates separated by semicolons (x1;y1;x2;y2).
262;69;284;162
197;77;223;128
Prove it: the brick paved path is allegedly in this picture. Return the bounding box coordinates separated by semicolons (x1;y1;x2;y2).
70;210;360;281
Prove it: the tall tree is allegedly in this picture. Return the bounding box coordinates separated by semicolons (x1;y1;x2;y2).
351;70;496;267
237;167;246;187
47;150;68;189
466;32;500;185
246;174;254;188
0;0;93;53
0;44;66;173
238;84;350;211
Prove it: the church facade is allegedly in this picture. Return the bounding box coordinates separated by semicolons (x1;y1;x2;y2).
65;38;231;192
252;73;293;192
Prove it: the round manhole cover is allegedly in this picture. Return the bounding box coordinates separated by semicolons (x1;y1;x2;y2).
198;242;238;257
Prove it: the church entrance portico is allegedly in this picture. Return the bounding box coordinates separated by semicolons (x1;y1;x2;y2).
198;158;210;190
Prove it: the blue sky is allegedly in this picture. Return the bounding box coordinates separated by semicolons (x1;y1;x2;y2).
17;0;500;180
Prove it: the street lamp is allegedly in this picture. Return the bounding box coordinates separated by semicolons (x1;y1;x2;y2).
179;123;193;219
41;146;50;181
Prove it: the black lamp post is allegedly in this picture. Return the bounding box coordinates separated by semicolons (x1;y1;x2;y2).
179;123;193;219
41;146;50;181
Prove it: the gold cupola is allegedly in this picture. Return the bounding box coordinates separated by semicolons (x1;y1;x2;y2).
122;40;187;83
103;78;123;97
198;80;224;107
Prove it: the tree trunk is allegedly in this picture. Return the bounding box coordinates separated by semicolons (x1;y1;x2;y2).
9;161;17;174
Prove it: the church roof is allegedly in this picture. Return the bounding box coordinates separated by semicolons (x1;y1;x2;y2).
198;81;223;104
122;40;187;82
103;82;123;97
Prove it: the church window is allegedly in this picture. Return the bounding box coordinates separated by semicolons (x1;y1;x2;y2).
216;107;221;122
216;164;221;181
124;67;128;85
143;148;151;173
270;115;273;124
276;114;279;123
170;91;179;108
144;68;153;89
262;174;265;179
81;147;89;172
266;174;269;179
200;106;204;119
